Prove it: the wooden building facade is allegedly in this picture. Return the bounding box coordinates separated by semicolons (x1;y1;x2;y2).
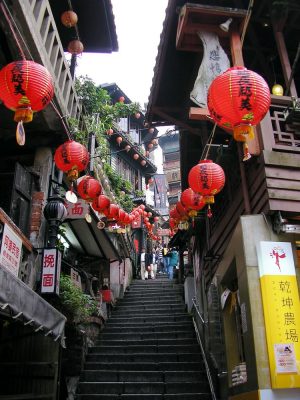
146;1;300;399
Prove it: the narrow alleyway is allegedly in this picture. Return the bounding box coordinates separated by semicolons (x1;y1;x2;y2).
76;277;212;399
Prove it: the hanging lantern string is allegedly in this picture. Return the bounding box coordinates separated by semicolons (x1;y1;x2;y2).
49;101;73;140
67;0;81;42
201;123;217;160
0;1;27;60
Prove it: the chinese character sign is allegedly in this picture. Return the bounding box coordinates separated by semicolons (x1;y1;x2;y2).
0;223;22;276
65;200;89;219
257;241;300;388
41;248;62;294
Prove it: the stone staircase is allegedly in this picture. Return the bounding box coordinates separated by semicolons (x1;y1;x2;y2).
76;277;212;399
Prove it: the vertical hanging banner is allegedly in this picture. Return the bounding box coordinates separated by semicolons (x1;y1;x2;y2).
0;223;22;276
41;248;62;295
257;241;300;388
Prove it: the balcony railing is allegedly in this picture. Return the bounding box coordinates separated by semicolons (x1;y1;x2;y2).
260;95;300;153
15;0;82;121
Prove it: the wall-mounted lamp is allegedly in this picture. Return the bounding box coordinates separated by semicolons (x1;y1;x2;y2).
219;18;233;32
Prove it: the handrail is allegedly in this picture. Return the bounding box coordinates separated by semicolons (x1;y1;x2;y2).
192;298;217;400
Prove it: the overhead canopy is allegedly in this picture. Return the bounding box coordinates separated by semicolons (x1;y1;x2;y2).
0;266;66;347
63;213;121;261
49;0;118;53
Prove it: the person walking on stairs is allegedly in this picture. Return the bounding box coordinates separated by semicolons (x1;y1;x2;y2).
167;247;178;280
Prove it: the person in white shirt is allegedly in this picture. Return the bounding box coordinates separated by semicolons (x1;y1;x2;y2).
140;249;146;280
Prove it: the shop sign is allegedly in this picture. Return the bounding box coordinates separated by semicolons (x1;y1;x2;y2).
71;268;81;289
65;200;89;219
0;223;22;276
157;228;170;236
41;248;62;294
257;241;300;388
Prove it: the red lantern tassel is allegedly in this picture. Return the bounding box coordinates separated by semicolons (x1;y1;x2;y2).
207;204;212;218
242;142;251;162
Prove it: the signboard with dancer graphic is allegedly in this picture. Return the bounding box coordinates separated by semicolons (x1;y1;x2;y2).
257;241;300;388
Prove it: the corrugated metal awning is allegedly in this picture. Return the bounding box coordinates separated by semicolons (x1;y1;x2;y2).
0;266;66;347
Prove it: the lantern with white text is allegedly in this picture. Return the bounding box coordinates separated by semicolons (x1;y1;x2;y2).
207;66;271;160
188;159;225;217
0;60;54;145
77;176;102;202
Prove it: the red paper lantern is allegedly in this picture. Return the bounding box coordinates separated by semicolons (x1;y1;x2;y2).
119;96;125;103
181;188;205;211
92;194;110;212
148;143;153;149
104;204;119;220
140;160;146;166
154;216;159;222
117;209;126;223
133;154;139;160
67;40;84;55
61;10;78;27
106;128;113;135
188;159;225;217
207;66;271;160
125;145;131;152
54;140;90;181
170;208;181;221
116;136;123;145
176;201;187;217
77;176;102;202
0;60;54;126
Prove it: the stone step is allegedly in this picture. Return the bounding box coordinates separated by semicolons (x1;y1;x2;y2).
102;322;194;332
76;279;211;400
83;362;205;372
77;393;212;400
115;301;184;308
89;344;200;354
127;287;183;293
99;330;196;340
77;381;210;395
86;353;203;363
106;314;191;324
96;338;197;346
119;299;183;306
80;370;206;383
112;306;186;315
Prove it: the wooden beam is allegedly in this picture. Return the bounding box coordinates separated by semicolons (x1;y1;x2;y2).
152;106;201;135
273;30;297;97
230;28;244;66
189;107;211;121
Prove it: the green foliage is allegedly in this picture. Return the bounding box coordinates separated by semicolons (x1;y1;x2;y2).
54;274;98;324
135;190;145;197
119;193;134;213
75;75;140;139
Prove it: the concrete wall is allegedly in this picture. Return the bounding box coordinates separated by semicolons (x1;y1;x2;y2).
215;215;300;400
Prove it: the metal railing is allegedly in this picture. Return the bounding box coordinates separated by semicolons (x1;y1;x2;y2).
191;297;218;400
